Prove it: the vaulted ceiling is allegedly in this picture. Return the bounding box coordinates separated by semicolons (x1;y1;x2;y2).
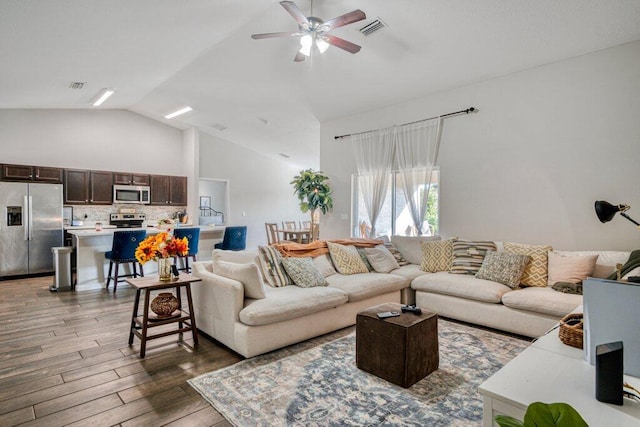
2;0;640;167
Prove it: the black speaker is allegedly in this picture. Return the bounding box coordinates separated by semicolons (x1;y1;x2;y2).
595;341;623;405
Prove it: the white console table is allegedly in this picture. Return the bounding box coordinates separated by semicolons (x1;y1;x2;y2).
479;323;640;426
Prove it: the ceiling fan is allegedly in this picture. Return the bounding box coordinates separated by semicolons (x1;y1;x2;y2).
251;1;366;62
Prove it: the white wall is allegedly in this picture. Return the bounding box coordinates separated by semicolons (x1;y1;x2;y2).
199;132;309;249
321;41;640;251
0;109;183;174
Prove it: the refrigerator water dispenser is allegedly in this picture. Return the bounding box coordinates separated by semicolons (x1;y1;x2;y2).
7;206;22;226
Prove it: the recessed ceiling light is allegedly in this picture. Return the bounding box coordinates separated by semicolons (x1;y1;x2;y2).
164;106;193;119
92;88;114;106
209;122;227;131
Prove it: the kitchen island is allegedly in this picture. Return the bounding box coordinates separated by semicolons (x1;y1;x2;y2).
66;226;225;290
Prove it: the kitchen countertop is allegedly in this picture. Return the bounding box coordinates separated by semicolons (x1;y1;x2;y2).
66;225;225;238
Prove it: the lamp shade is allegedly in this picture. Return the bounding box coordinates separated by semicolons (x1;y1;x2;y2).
595;201;623;223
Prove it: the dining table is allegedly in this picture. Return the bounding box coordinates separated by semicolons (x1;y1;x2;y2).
277;228;312;243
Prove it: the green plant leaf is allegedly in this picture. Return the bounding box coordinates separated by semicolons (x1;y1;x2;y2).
495;415;525;427
523;402;588;427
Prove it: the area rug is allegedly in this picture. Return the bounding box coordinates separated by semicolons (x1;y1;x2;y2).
188;320;529;426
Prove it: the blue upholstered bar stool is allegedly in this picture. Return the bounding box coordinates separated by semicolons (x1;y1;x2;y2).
105;230;146;292
173;227;200;273
214;226;247;251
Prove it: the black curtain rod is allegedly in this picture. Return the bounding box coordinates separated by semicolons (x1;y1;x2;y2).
333;107;476;140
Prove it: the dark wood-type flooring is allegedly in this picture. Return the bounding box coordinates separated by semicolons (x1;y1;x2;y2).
0;276;242;426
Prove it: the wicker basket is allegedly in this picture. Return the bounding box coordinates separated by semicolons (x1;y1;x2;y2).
558;313;584;349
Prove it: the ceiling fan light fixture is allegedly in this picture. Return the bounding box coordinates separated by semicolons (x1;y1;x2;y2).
316;37;330;53
299;34;313;56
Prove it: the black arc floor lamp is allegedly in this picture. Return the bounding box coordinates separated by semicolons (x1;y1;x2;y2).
594;200;640;227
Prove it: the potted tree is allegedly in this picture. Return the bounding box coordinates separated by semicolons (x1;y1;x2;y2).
290;169;334;226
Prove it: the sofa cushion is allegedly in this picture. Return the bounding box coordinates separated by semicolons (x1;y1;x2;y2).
390;264;429;281
356;248;374;271
214;260;266;299
450;240;497;275
503;242;553;287
412;271;511;303
364;245;400;273
475;250;530;289
327;242;368;275
380;236;409;266
281;257;327;288
258;246;292;287
547;251;598;286
312;254;337;277
239;286;348;326
421;239;454;272
325;272;409;302
553;250;630;279
501;287;582;317
213;248;259;265
390;235;441;265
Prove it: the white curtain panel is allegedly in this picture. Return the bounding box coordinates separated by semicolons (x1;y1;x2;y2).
395;118;443;235
351;128;395;236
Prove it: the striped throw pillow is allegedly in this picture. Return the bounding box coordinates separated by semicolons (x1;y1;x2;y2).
257;246;292;287
449;239;497;275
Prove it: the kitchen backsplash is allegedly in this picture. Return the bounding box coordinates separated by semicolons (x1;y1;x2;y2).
70;205;188;224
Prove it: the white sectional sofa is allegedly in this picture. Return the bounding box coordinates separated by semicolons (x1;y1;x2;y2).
191;237;629;358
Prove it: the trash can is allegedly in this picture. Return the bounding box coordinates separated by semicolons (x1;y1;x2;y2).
51;246;73;291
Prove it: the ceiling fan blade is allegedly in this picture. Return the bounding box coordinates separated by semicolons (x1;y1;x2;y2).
294;51;306;62
323;9;366;30
251;31;299;39
280;1;309;26
324;34;361;54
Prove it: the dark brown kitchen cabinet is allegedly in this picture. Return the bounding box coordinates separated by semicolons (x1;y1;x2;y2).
169;176;187;205
64;169;112;204
90;171;113;204
64;169;90;204
150;175;187;205
114;173;150;186
150;175;170;205
1;164;63;183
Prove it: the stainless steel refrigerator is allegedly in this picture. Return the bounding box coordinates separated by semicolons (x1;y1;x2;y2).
0;182;63;278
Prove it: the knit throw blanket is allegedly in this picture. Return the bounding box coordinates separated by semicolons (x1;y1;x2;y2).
274;238;383;258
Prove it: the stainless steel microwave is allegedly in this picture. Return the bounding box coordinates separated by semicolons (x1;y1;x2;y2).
113;185;150;204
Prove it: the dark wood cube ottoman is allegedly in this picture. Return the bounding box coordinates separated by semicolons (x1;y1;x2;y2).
356;302;439;388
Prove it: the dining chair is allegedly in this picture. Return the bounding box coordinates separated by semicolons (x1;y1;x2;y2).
105;230;146;293
214;226;248;251
173;227;200;273
300;220;311;230
282;221;297;241
265;222;280;245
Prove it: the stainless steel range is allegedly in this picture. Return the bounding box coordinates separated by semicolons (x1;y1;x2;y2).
109;213;146;228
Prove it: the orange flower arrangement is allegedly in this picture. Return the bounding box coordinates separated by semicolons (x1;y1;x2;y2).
135;231;189;264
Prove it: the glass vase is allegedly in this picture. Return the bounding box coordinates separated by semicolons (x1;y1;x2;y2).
157;257;172;282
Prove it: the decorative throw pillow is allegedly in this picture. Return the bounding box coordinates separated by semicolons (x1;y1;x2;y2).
257;245;292;287
327;242;368;275
390;235;441;265
420;239;454;272
449;239;497;275
379;235;409;266
281;257;327;288
475;250;531;289
312;254;337;278
547;251;598;286
356;247;374;272
214;260;267;299
364;245;400;273
504;242;553;287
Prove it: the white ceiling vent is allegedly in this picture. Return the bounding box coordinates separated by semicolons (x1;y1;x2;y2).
69;82;85;89
357;18;387;37
209;122;227;131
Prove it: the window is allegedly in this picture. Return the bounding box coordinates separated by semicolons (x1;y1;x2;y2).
352;168;439;238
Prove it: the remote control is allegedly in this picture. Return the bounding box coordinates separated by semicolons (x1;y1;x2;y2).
377;311;400;319
401;304;422;315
